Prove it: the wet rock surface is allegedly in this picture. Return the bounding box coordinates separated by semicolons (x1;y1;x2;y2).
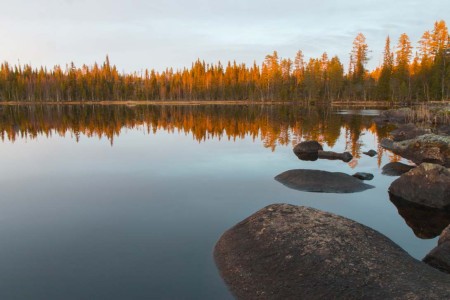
293;141;323;161
389;193;450;239
381;134;450;167
318;150;353;162
424;226;450;274
389;163;450;209
275;169;373;193
382;162;415;176
352;172;374;181
214;204;450;300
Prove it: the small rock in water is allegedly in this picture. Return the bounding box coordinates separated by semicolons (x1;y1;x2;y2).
318;150;353;162
275;169;373;193
293;141;322;161
352;172;374;181
363;149;377;157
382;162;415;176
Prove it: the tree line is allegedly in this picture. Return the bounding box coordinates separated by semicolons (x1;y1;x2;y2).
0;20;448;102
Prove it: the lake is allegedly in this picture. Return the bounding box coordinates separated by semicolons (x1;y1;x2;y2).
0;104;440;299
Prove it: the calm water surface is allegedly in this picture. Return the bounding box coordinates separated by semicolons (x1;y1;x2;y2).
0;104;440;299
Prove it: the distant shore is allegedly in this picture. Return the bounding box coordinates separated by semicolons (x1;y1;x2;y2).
0;100;449;107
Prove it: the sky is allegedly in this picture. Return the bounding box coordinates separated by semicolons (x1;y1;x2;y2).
0;0;448;73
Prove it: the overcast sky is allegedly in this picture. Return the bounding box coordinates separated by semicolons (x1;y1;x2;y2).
0;0;448;73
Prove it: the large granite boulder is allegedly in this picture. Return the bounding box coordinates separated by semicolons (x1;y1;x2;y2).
390;123;431;141
389;163;450;209
381;134;450;167
275;169;373;193
214;204;450;299
389;193;450;239
424;225;450;274
293;141;323;161
318;150;353;162
382;162;415;176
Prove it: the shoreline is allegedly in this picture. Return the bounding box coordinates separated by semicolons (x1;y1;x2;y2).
0;100;448;107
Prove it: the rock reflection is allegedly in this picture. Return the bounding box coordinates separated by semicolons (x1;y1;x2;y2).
389;193;450;239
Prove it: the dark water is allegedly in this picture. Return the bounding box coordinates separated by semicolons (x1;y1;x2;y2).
0;104;440;299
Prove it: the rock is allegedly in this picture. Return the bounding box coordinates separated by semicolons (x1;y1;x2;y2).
293;141;323;161
374;107;413;124
381;134;450;167
352;172;374;181
437;124;450;136
382;162;415;176
423;243;450;274
440;226;450;245
275;169;374;193
424;226;450;274
389;193;450;239
431;106;450;125
389;163;450;209
363;149;377;157
214;204;450;299
317;150;353;162
390;123;431;141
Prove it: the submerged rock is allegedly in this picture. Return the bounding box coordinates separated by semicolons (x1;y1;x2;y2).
363;149;377;157
390;123;431;141
318;150;353;162
275;169;374;193
382;162;415;176
352;172;374;181
389;193;450;239
389;163;450;209
293;141;323;161
214;204;450;299
424;225;450;274
381;134;450;167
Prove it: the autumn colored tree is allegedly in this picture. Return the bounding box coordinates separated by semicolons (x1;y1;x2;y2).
392;33;413;101
430;20;450;100
0;21;448;103
348;33;369;100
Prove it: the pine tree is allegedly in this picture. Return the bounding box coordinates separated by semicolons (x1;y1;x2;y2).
378;36;393;100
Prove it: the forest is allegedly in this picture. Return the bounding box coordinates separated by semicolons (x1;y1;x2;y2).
0;20;448;103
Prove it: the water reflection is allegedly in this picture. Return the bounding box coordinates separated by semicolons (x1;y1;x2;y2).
389;193;450;239
0;104;391;157
0;103;440;299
